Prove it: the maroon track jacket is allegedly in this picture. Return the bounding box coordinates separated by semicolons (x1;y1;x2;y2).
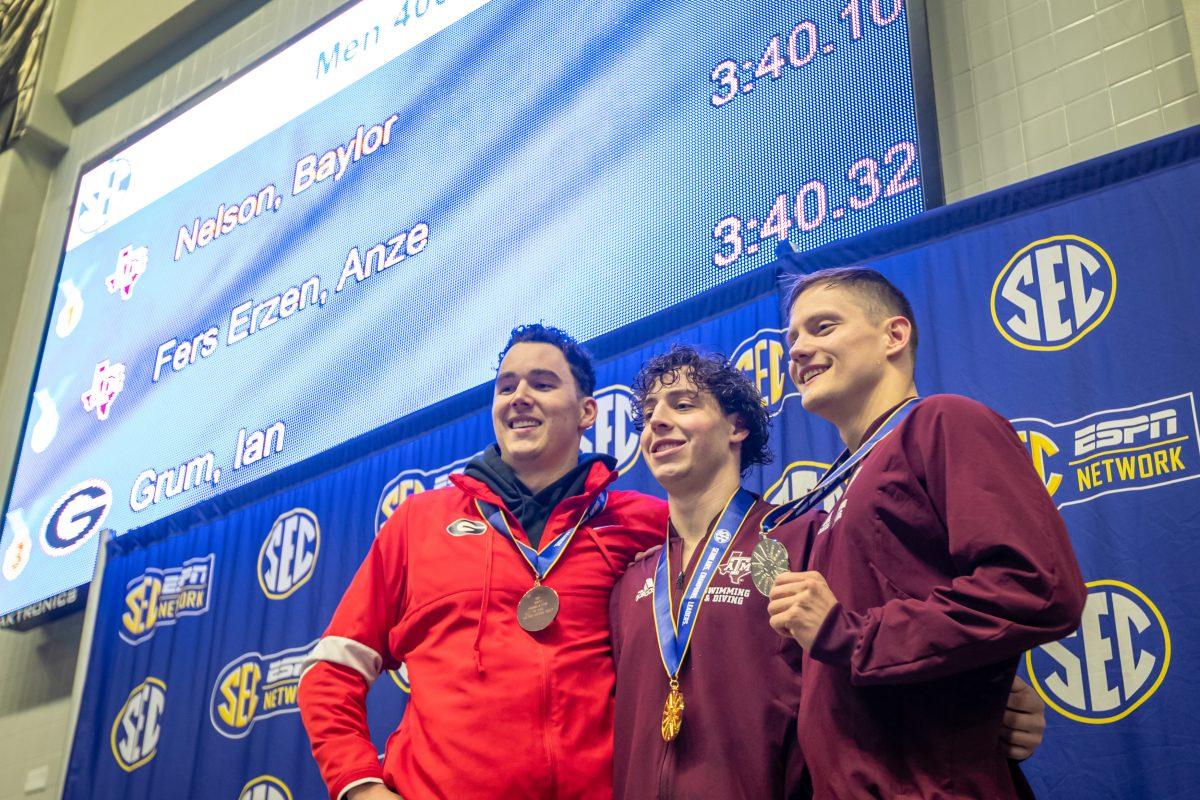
610;499;812;800
800;395;1086;798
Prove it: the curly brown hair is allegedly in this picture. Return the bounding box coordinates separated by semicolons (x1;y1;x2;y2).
631;344;772;474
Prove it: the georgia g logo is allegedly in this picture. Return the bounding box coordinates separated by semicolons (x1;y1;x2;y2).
39;479;112;556
991;234;1116;351
1027;579;1170;724
258;508;319;600
580;384;639;474
110;677;166;772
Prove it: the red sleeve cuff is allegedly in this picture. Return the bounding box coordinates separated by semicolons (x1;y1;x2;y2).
332;768;387;800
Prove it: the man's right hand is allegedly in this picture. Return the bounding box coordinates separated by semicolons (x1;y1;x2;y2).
347;783;403;800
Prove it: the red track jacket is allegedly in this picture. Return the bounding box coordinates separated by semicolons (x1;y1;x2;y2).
298;462;665;800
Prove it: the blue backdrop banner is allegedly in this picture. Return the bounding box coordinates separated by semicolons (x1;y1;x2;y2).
65;127;1200;799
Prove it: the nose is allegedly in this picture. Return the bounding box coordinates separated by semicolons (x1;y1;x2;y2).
788;333;813;366
509;380;534;407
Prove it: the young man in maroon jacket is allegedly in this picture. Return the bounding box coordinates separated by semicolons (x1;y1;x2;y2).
298;325;665;800
610;345;1048;799
768;267;1086;798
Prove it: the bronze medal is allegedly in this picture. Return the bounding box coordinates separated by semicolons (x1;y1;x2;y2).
750;536;789;596
517;584;560;632
661;679;684;742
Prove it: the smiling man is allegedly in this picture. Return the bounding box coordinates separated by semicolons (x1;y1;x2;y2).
298;324;664;800
769;267;1086;798
610;344;1049;799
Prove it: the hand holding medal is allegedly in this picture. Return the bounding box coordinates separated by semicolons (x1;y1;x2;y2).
766;571;838;650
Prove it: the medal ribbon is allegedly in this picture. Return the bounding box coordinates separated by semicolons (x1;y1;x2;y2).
652;487;757;681
476;490;608;580
760;397;920;532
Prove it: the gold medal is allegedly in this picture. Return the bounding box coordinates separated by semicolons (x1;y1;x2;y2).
661;679;684;742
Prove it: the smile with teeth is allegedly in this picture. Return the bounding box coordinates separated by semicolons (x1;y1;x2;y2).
509;418;541;429
801;365;829;385
651;438;685;455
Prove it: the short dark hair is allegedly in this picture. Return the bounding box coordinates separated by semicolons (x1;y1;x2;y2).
782;267;919;358
631;345;772;474
498;324;596;396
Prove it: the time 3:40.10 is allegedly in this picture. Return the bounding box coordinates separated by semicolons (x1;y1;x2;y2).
712;140;918;268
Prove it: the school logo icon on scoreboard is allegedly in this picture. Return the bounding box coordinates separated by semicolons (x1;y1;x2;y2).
38;479;112;557
120;554;214;645
210;640;317;739
110;677;166;772
580;385;640;475
76;157;132;234
238;775;293;800
991;234;1116;351
732;328;797;416
1027;580;1170;724
1011;393;1199;509
258;508;320;600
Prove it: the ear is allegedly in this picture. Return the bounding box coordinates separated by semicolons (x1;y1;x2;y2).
883;316;912;360
578;396;598;431
727;412;750;445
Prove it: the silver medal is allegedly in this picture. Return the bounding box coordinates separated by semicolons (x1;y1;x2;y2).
750;536;789;596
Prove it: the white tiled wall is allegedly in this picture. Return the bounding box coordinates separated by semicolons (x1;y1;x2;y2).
929;0;1200;201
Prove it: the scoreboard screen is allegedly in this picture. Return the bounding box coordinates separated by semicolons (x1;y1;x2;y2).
1;0;935;619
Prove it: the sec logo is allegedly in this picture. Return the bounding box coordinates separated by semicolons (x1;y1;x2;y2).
991;234;1115;351
258;508;319;600
110;677;166;772
765;460;841;512
732;328;796;416
39;479;112;556
238;775;293;800
1027;579;1170;724
580;385;639;475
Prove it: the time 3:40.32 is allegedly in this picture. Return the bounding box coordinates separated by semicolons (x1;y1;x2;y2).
711;140;918;268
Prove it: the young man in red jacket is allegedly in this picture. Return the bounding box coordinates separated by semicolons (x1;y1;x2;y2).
298;325;665;800
768;267;1086;797
611;345;1050;799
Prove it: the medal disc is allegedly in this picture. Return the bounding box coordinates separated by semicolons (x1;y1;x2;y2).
661;684;685;742
750;536;790;596
517;584;560;632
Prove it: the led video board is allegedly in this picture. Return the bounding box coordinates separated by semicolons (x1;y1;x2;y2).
1;0;935;620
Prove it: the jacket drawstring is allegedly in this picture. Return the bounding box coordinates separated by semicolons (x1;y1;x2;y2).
585;526;620;578
474;527;495;673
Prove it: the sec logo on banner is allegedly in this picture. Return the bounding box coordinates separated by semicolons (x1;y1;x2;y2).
239;775;293;800
110;677;166;772
39;479;112;557
210;640;316;738
258;508;319;600
579;385;639;475
732;328;797;416
376;454;474;532
1027;580;1170;724
765;460;841;511
990;234;1116;351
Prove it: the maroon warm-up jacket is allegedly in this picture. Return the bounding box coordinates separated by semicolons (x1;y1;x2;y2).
610;499;811;800
801;395;1086;798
